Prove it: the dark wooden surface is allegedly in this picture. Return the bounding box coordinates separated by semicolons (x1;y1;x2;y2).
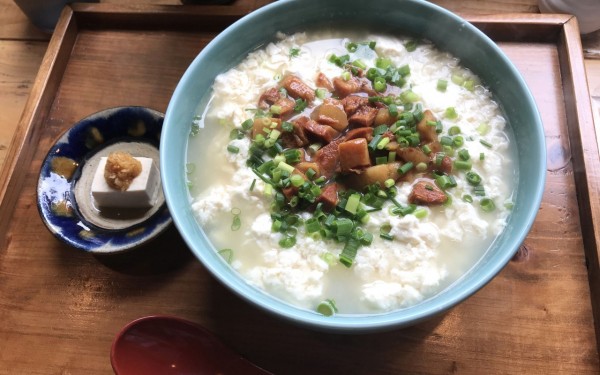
0;5;598;375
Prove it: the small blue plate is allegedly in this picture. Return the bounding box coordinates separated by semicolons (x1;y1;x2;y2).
37;106;172;254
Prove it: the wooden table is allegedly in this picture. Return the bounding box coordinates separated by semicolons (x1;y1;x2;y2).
1;0;600;374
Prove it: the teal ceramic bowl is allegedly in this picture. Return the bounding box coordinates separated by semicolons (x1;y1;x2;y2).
161;0;545;332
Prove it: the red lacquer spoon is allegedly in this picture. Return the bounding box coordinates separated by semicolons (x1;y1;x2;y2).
111;315;271;375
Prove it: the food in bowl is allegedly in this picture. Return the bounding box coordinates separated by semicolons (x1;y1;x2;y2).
91;151;161;209
186;31;516;315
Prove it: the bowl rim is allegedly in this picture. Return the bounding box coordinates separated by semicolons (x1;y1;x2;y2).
161;0;546;331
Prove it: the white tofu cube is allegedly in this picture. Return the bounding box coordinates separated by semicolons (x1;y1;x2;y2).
91;157;159;208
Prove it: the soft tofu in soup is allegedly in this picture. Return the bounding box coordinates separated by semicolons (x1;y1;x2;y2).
186;32;516;315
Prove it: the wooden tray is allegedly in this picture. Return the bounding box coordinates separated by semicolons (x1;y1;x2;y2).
0;3;599;374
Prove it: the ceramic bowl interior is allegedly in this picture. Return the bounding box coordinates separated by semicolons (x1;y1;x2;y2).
161;0;545;332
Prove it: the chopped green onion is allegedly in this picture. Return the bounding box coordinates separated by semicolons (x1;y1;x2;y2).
422;144;432;155
395;204;417;216
445;107;458;120
380;232;394;241
384;179;395;188
294;98;307;112
306;168;316;180
458;149;470;161
462;194;473;203
404;40;418;52
269;129;281;140
504;201;514;210
352;59;367;70
290;174;304;187
454;159;472;170
321;252;336;265
231;214;241;231
416;162;428;172
398;64;411;76
398;162;414;175
368;134;383;151
373;76;387;92
283;148;302;163
480;198;496;212
241;118;254;131
230;128;244;140
463;79;475;91
436;175;457;190
277;161;295;174
317;299;338;317
345;193;361;214
282;121;294;132
376;137;391;150
190;123;200;137
448;126;461;136
443;145;455;156
315;88;327;99
305;218;321;233
473;185;486;196
186;163;196;176
453;136;464;148
437;79;448;92
218;248;233;263
451;74;465;86
308;143;322;155
289;47;300;57
360;231;374;245
375;156;388;165
341;71;352;81
435;153;445;166
388;103;398;117
400;90;419;103
249;179;256;192
388;151;397;162
440;136;453;147
328;53;350;67
270;105;282;115
477;123;490;135
279;236;297;248
466;171;482;186
480;139;493;148
227;144;240;154
366;68;380;81
339;238;360;267
346;42;358;52
373;124;388;136
480;152;485;160
333;218;354;236
414;208;428;219
264;183;273;196
375;57;392;70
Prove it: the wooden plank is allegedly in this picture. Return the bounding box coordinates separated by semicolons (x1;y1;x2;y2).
556;16;600;352
431;0;539;14
0;0;50;41
0;40;46;169
0;7;77;250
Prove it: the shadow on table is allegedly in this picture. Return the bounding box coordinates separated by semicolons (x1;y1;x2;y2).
200;276;449;375
93;226;194;276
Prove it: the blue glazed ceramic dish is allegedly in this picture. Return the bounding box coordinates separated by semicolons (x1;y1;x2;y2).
37;106;172;254
161;0;546;331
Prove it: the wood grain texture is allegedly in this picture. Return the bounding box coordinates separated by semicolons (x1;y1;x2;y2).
557;16;600;352
0;41;46;169
0;6;599;374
